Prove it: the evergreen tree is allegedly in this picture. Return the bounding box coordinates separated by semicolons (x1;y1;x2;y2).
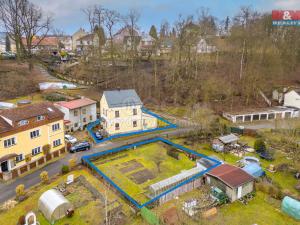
149;25;158;39
5;34;11;52
224;16;230;33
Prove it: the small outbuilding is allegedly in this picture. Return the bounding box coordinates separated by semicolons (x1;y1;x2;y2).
212;134;239;152
206;164;255;202
38;189;73;222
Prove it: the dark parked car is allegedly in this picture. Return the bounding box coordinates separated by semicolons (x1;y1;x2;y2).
69;141;91;153
95;131;103;140
257;151;274;161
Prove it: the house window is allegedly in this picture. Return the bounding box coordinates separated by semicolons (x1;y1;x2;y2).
133;108;137;115
4;137;16;148
83;117;87;123
32;147;41;156
52;123;60;131
133;121;137;127
115;111;120;118
74;123;78;128
90;115;93;121
30;130;40;139
37;115;45;121
82;108;86;114
115;123;120;130
74;110;78;116
15;154;24;163
53;139;61;147
18;120;29;126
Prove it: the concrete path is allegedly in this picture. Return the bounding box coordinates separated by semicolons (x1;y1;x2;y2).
0;127;192;203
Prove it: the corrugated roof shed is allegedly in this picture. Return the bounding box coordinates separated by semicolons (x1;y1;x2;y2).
103;89;143;108
219;133;239;144
207;164;254;188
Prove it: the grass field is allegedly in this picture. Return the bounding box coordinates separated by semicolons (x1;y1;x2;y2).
93;142;196;204
0;170;132;225
154;190;300;225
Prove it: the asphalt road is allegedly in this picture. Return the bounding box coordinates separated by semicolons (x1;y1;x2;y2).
0;127;192;203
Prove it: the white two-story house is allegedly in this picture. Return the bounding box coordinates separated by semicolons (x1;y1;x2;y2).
55;97;97;132
100;89;157;135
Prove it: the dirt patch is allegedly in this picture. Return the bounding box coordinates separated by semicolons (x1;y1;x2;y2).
119;159;143;173
129;169;155;184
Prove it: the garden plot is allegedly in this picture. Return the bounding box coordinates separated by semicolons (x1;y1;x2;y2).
93;142;196;204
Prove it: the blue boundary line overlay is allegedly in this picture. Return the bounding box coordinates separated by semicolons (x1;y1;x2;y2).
86;107;177;144
82;137;222;209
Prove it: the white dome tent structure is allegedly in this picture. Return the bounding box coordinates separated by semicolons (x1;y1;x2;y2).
38;189;73;222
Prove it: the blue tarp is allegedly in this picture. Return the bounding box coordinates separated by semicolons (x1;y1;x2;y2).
242;163;265;178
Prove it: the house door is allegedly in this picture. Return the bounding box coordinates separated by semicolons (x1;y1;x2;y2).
1;161;9;172
237;186;242;199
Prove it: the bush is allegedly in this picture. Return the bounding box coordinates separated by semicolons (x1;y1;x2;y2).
61;165;69;174
40;171;49;184
254;138;266;153
68;158;77;169
43;93;66;102
276;163;290;172
15;184;25;198
167;149;179;160
42;144;51;155
25;154;31;163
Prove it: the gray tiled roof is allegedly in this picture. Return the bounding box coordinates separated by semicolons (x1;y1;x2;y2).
103;89;143;108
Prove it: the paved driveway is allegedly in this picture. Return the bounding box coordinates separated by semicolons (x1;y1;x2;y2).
0;128;191;203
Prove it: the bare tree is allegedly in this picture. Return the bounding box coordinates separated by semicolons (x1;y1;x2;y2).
104;9;121;67
0;0;24;59
19;0;51;70
124;9;140;58
0;0;51;69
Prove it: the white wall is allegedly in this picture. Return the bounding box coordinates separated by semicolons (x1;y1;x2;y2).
284;90;300;109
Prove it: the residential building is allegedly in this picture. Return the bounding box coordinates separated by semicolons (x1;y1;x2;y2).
284;89;300;109
139;32;155;56
196;38;217;54
55;97;97;132
0;103;65;180
58;36;73;52
72;28;88;51
76;33;99;54
22;36;59;54
206;164;254;202
100;89;157;135
113;27;141;51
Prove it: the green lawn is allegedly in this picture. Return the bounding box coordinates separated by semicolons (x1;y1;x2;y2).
172;137;300;197
94;142;196;203
211;191;300;225
153;190;300;225
0;170;130;225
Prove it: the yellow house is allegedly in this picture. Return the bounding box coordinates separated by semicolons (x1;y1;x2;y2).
100;89;157;135
0;102;65;178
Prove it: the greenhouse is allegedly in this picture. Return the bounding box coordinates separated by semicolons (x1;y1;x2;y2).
38;189;73;222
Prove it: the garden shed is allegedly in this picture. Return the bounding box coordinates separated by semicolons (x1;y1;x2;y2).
38;189;73;222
